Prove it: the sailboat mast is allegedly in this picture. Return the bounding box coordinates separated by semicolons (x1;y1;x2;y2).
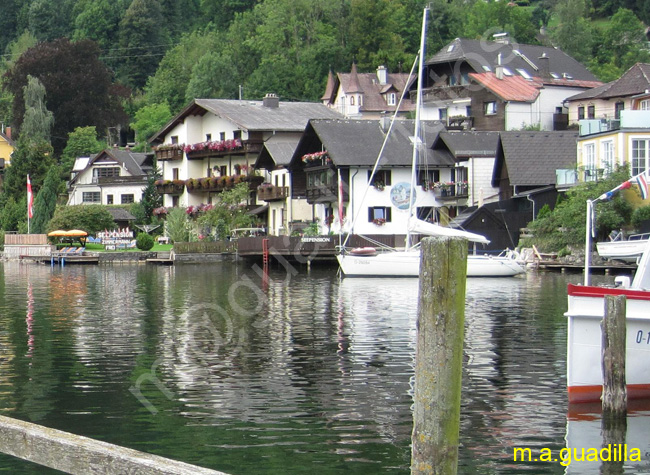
406;6;429;250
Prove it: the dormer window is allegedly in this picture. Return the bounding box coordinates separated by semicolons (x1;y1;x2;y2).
387;93;396;106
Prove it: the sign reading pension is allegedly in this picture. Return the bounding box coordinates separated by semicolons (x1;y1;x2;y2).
97;228;134;245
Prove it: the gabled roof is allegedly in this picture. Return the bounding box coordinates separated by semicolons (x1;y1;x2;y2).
107;208;136;222
428;38;599;83
433;131;500;159
566;63;650;102
255;137;301;170
69;149;153;185
289;119;451;169
333;66;416;113
469;73;541;102
0;131;14;146
493;131;578;187
149;98;342;143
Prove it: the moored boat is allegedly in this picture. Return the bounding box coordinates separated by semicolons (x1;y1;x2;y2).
596;232;650;262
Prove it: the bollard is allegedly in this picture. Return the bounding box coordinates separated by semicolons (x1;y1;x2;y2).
411;237;467;474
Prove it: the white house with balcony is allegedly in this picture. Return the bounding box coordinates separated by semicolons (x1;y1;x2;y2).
67;149;153;205
149;95;341;211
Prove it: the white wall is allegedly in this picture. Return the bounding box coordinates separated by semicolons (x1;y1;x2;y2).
467;157;500;205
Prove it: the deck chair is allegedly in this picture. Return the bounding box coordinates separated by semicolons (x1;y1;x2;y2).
71;247;85;255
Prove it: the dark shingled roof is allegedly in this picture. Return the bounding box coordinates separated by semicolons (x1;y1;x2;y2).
290;119;451;169
566;63;650;101
255;138;301;169
150;98;342;143
107;208;136;221
494;131;578;186
433;131;500;158
428;38;599;83
69;149;153;186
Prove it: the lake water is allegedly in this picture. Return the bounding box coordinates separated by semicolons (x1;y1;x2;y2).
0;260;648;474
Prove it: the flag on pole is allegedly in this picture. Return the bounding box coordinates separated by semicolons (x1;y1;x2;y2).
27;175;34;219
596;171;649;202
635;172;649;200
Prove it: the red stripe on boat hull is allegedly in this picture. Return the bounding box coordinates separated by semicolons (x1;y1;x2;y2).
567;283;650;300
568;384;650;403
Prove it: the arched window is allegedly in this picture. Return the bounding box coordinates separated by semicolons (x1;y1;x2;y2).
350;96;355;105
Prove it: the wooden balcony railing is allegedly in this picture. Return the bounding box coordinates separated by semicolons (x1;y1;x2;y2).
155;182;185;194
185;175;264;193
257;185;289;201
155;148;184;161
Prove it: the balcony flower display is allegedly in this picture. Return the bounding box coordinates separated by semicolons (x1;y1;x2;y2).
373;180;385;191
183;138;243;154
301;150;331;164
153;207;168;217
372;217;386;226
186;203;215;219
153;143;185;152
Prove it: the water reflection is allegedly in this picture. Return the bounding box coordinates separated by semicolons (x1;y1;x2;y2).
0;263;648;473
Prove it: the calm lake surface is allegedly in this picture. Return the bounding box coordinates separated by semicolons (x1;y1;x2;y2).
0;260;648;474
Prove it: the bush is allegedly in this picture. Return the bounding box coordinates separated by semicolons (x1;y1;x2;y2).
136;233;154;250
631;205;650;229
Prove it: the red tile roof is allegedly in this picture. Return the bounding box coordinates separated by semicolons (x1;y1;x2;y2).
469;72;541;102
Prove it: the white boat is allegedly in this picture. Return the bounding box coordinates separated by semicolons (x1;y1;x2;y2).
596;232;650;262
566;198;650;403
336;8;525;279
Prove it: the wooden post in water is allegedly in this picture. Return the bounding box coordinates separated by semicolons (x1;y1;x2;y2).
601;295;627;414
411;237;467;475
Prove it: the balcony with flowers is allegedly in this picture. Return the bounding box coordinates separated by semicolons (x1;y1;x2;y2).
301;150;332;168
185;173;263;194
184;138;244;159
257;183;289;202
154;143;184;161
431;181;469;199
154;179;185;194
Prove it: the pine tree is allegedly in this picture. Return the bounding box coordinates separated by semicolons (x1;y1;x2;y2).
140;169;162;222
31;166;62;234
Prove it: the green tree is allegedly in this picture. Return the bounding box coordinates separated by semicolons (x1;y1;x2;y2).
199;0;257;29
140;169;163;223
131;103;171;149
166;207;191;243
136;232;154;250
60;126;105;176
117;0;170;90
199;183;254;239
599;8;649;70
0;196;27;232
462;0;538;44
47;205;116;234
31;165;62;234
20;75;54;144
551;0;593;64
185;52;240;101
27;0;75;42
1;141;54;203
72;0;126;52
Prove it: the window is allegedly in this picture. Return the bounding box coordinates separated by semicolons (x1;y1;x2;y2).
93;167;120;178
368;169;391;187
220;132;226;141
584;143;596;181
466;105;472;117
602;141;614;176
233;130;242;140
418;169;440;187
485;102;497;115
172;196;179;207
417;207;437;222
368;206;391;223
82;192;100;203
350;96;355;105
387;93;396;106
220;165;227;176
615;102;624;119
106;195;114;205
587;105;595;119
172;168;179;180
640;100;650;110
121;194;135;204
578;107;585;120
171;136;178;144
439;108;448;121
632;139;649;176
206;134;212;141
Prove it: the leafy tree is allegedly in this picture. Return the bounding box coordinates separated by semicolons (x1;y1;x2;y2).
631;205;650;229
71;0;126;52
140;169;163;222
60;126;106;176
4;38;128;154
186;52;240;101
199;183;254;239
598;8;649;70
27;0;75;42
199;0;257;30
20;75;54;144
131;103;171;149
117;0;170;90
31;165;62;234
166;207;191;243
0;196;27;232
551;0;593;64
462;0;538;44
1;141;54;203
47;205;116;234
0;0;22;55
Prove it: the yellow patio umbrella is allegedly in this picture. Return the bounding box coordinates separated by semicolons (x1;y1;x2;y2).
47;230;68;237
64;230;88;237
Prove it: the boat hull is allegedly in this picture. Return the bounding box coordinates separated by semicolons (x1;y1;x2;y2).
337;251;525;277
566;284;650;403
596;239;648;262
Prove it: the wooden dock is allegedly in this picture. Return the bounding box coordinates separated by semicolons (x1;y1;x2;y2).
146;251;174;265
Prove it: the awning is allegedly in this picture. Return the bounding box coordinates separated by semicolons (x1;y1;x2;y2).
247;204;269;216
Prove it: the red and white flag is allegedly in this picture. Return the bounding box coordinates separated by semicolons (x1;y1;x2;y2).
27;175;33;219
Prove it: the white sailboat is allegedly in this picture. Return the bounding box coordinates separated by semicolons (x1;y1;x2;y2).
336;7;525;278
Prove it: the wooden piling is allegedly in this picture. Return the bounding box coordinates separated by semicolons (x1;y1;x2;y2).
601;295;627;415
411;237;467;475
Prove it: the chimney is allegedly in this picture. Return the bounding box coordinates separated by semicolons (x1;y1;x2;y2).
379;113;390;132
493;32;509;44
5;126;11;140
495;53;504;80
263;93;279;108
377;65;388;85
538;53;551;80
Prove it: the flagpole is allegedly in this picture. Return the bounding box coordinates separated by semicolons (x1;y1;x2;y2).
585;199;592;286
